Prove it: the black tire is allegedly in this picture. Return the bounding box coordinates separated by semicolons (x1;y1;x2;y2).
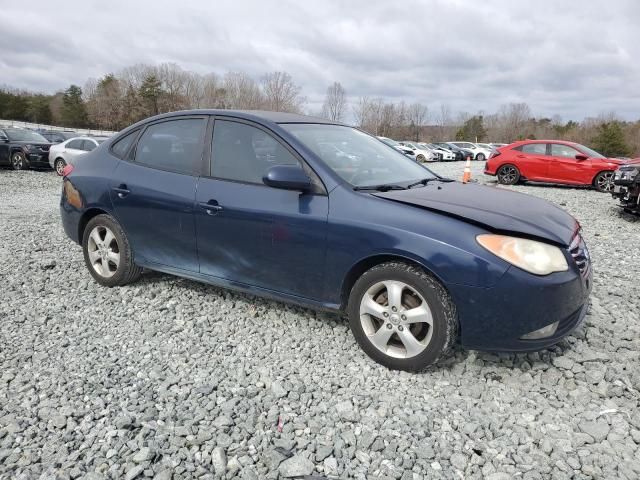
476;153;485;162
497;164;520;185
11;151;26;170
416;154;426;163
82;214;142;287
593;171;614;193
54;158;66;176
347;262;458;371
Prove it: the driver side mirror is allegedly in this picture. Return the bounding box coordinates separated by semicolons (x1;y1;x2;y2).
575;153;588;161
263;164;312;191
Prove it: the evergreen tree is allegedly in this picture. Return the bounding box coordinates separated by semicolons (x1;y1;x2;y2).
61;85;88;127
455;115;487;142
139;74;163;115
590;121;630;157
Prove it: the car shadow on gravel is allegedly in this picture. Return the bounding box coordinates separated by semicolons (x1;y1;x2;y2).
132;270;588;375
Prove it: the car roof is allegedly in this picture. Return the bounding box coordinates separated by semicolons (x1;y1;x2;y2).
137;109;339;125
509;139;579;147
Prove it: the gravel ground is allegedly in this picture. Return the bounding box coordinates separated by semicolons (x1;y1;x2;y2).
1;163;639;480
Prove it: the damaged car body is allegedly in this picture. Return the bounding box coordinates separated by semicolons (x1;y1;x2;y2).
612;162;640;214
60;110;592;371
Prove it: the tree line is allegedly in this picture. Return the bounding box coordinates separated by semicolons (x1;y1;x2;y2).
0;62;637;157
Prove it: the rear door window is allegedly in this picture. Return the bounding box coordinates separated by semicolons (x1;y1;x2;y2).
67;139;84;150
82;140;97;151
134;118;206;174
111;130;139;159
521;143;547;155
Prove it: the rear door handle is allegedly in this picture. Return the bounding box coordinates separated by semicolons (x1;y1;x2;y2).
198;200;223;215
112;184;130;198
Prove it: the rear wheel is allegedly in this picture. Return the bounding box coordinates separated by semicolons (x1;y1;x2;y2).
593;171;614;192
476;153;486;162
54;158;66;176
347;262;457;371
497;164;520;185
82;214;142;287
11;152;26;170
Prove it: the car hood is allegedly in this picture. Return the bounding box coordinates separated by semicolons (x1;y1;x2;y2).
372;181;578;246
606;157;640;165
12;141;51;148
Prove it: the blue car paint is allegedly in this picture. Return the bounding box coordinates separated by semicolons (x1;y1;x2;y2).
60;109;591;352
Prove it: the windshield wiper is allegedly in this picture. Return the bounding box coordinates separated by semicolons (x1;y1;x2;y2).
353;184;407;192
407;177;438;189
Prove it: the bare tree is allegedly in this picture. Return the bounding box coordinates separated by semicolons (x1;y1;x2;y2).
407;103;428;141
352;96;370;128
223;72;264;109
261;71;304;113
321;82;347;121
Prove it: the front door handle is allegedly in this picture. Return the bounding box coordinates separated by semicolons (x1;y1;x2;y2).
198;200;223;215
112;184;130;198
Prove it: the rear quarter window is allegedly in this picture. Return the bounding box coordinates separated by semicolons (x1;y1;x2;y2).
110;130;140;159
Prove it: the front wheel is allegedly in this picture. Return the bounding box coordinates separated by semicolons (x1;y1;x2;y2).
82;214;142;287
593;171;614;192
416;154;426;163
347;262;458;371
497;164;520;185
11;152;26;170
54;158;66;176
475;153;485;162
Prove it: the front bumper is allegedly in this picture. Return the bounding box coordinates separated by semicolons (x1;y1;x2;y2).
25;151;52;169
450;258;592;352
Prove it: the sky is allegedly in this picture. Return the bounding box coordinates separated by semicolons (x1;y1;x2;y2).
1;0;639;121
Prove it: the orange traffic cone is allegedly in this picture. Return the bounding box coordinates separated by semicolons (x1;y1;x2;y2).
462;157;472;183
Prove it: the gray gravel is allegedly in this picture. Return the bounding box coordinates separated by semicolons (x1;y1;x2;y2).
1;163;639;479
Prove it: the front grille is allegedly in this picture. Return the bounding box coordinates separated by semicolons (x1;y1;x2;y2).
569;233;590;277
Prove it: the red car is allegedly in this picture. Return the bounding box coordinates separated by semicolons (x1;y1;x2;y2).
485;140;631;192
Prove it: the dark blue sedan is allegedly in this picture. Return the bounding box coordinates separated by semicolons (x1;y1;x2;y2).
60;110;592;371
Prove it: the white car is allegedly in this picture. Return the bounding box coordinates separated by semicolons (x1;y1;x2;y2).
377;136;417;160
400;142;436;162
448;141;493;161
49;136;108;175
422;143;455;161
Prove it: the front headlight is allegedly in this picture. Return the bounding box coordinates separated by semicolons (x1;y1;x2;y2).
477;234;568;275
23;144;33;152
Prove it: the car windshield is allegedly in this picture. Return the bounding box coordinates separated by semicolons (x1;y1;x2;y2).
577;144;606;159
4;129;48;143
282;124;436;187
378;137;399;147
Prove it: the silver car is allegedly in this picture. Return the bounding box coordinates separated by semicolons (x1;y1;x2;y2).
49;137;108;175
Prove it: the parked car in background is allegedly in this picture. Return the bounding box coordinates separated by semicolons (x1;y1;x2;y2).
38;130;78;144
490;143;508;149
0;128;52;170
612;161;640;213
60;110;592;371
448;141;493;161
485;140;632;192
399;141;436;162
377;136;416;160
49;137;108;175
417;143;443;161
424;143;455;161
433;142;471;161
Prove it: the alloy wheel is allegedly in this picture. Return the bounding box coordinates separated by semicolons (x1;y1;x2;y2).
359;280;434;359
55;159;66;176
87;225;120;278
498;165;518;184
596;172;614;192
11;152;25;170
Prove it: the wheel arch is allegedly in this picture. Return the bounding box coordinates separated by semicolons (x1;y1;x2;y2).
339;253;449;310
78;208;110;244
592;169;614;185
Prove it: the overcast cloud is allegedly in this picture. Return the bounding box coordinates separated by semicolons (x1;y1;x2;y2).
1;0;638;121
